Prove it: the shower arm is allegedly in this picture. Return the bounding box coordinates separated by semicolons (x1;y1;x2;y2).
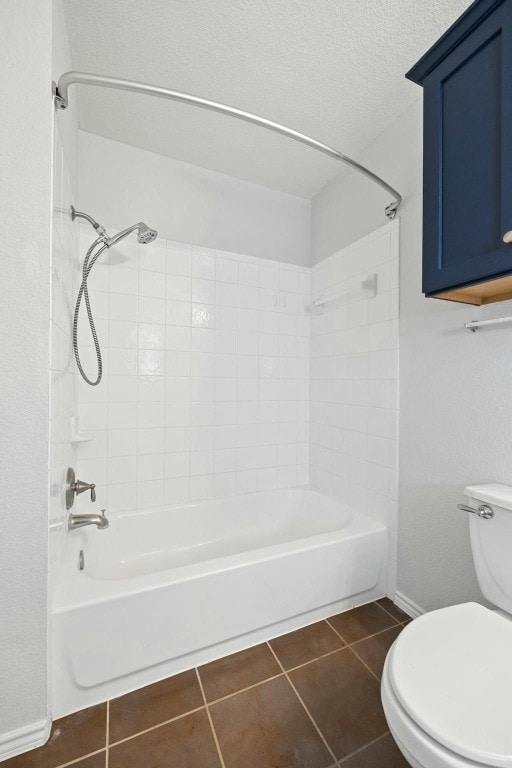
54;71;402;219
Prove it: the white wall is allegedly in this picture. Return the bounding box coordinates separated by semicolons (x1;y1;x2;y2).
79;132;311;267
50;0;80;605
0;0;52;753
309;220;399;597
312;97;512;613
75;231;310;513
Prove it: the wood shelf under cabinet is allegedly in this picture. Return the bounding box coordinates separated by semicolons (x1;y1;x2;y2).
432;274;512;306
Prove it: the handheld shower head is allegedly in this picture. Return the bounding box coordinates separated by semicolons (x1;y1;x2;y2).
71;207;158;248
137;223;158;244
106;222;158;248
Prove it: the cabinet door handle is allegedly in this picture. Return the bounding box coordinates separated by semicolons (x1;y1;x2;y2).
503;231;512;244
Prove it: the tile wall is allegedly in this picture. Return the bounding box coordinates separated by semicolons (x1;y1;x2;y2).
76;232;310;512
309;220;399;594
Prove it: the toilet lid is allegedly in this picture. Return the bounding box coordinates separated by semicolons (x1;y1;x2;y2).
388;603;512;767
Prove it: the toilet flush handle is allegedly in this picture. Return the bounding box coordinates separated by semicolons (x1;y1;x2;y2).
457;503;494;519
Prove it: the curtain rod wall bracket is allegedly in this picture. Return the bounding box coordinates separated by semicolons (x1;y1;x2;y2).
54;71;402;219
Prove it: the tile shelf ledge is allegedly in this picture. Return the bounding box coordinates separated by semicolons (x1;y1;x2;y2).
70;414;93;443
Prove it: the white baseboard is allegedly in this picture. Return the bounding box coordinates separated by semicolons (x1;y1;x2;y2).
394;590;425;619
0;719;50;762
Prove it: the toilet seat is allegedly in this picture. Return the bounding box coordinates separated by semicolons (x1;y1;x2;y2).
385;603;512;768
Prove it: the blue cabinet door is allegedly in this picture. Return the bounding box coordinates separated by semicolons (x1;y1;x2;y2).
422;0;512;295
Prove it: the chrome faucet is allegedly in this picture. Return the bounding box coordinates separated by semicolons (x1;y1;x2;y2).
68;509;109;530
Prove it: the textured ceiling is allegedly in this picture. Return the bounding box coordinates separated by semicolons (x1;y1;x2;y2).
62;0;472;198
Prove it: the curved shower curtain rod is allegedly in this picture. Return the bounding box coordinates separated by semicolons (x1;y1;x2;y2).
54;71;402;219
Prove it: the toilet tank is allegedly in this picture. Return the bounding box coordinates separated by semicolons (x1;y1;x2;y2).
465;484;512;615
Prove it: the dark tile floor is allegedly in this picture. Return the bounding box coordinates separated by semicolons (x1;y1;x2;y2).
5;598;411;768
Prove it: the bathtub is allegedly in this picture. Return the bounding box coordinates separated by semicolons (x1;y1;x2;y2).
52;487;388;717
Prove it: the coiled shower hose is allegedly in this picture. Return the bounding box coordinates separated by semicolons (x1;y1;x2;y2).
73;237;109;386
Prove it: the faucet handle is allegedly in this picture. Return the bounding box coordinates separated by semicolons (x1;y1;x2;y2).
65;467;97;510
72;479;96;502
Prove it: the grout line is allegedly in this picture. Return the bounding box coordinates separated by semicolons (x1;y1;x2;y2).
282;645;346;674
207;671;285;705
350;624;402;650
337;731;390;764
375;599;410;625
347;645;380;683
196;668;227;768
325;617;398;647
266;641;338;764
54;749;107;768
108;705;206;748
105;700;109;768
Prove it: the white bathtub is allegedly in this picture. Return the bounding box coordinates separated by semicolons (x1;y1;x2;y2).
52;487;388;717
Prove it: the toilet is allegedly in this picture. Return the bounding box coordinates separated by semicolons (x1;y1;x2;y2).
381;484;512;768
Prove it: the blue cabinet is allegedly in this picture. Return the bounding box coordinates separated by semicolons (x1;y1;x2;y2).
407;0;512;305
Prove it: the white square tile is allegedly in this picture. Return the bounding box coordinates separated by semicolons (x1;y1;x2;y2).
137;453;164;481
166;300;191;327
139;296;166;324
190;474;214;500
138;375;165;402
258;467;278;490
237;446;257;470
165;351;191;377
165;402;191;427
166;242;191;276
239;260;259;286
238;285;259;310
138;350;165;376
192;247;215;279
137;428;165;455
140;270;166;299
190;425;214;451
191;278;215;304
190;402;214;427
109;267;139;296
190;450;214;476
164;325;191;352
109;428;138;457
142;240;167;273
166;274;191;302
108;455;137;484
236;469;258;494
164;477;190;504
191;303;215;328
137;480;164;508
216;255;238;283
107;402;137;430
165;427;190;452
139;323;166;350
139;402;165;429
217;281;239;308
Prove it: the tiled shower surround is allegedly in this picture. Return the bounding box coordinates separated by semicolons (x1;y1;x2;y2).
310;220;399;591
76;231;311;512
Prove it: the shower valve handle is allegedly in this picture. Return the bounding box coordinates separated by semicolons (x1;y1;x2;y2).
72;479;96;502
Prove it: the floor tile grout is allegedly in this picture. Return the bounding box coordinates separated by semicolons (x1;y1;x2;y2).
347;644;381;682
336;731;390;765
54;748;107;768
108;704;206;748
376;599;411;625
105;699;109;768
206;671;284;706
195;667;227;768
266;641;339;764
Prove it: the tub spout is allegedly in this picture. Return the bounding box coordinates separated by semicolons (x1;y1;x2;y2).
68;509;109;530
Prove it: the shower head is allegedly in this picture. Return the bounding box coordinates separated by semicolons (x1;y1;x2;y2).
70;206;158;248
105;222;158;248
136;223;158;244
